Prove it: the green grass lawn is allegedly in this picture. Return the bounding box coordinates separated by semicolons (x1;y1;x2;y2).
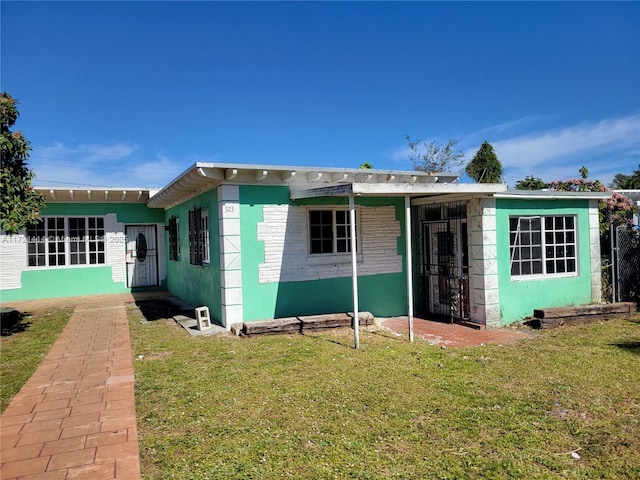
1;307;72;412
129;308;640;480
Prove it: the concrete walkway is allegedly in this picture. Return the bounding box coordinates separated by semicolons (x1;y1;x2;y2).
1;296;142;480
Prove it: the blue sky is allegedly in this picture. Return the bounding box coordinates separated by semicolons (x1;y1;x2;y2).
2;1;639;189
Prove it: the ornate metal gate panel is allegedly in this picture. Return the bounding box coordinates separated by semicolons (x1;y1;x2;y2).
413;202;469;322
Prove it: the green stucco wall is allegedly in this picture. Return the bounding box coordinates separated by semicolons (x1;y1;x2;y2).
1;202;165;302
0;267;129;302
41;202;164;223
164;188;222;323
239;185;408;321
496;198;594;324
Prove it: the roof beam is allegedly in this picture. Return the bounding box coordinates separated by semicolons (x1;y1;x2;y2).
332;172;349;183
307;171;323;183
282;170;296;182
197;167;225;181
255;170;268;182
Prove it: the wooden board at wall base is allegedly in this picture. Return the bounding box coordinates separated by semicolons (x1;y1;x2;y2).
242;312;374;336
533;302;636;329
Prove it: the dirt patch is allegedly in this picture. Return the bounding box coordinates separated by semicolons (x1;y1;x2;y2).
130;299;185;322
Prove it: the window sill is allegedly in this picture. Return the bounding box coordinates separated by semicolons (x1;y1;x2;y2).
26;263;108;270
511;272;578;282
307;253;363;266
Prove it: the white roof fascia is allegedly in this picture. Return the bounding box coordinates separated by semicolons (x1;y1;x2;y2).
493;190;610;201
36;187;152;203
290;182;507;200
351;182;507;196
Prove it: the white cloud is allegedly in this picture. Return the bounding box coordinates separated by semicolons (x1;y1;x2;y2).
488;114;640;170
460;114;640;186
30;142;184;188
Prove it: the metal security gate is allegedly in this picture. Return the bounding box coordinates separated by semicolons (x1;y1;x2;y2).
612;225;640;302
413;202;469;322
125;225;159;288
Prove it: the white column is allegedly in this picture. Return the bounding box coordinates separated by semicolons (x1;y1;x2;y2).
405;196;414;342
218;185;243;329
588;199;602;303
349;194;360;349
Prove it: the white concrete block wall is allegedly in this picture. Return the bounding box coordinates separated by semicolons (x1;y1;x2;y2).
468;198;500;328
218;185;243;329
257;204;402;284
0;230;27;290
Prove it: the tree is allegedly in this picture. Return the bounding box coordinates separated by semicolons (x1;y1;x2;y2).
465;141;503;183
515;175;548;190
406;135;465;173
1;93;45;234
610;165;640;189
359;162;373;169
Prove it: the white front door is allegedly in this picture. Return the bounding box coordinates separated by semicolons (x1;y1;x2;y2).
126;225;159;288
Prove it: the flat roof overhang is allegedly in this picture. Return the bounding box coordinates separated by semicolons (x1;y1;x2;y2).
289;182;508;200
147;162;461;209
36;187;156;203
493;190;611;200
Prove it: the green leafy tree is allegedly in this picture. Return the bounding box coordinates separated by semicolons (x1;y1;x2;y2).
1;93;45;234
465;141;503;183
359;162;373;169
406;135;464;173
515;175;548;190
610;165;640;189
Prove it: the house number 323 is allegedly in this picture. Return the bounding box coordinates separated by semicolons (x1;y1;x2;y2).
224;205;235;213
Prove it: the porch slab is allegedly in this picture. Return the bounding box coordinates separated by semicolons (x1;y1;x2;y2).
174;315;228;336
381;317;537;348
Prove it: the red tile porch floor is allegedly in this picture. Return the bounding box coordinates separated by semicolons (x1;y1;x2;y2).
1;294;146;480
381;316;537;348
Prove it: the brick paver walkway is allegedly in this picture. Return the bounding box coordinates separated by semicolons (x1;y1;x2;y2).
1;298;141;480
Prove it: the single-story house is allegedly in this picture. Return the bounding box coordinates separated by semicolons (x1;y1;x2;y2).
0;163;609;329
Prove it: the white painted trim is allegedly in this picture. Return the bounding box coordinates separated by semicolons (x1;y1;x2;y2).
218;185;242;329
349;194;359;349
405;196;414;342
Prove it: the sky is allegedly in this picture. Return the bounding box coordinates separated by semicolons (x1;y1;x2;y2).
2;1;639;189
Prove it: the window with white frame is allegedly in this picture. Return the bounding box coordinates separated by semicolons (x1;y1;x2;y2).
188;206;209;265
309;209;357;255
26;216;105;267
509;215;577;277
